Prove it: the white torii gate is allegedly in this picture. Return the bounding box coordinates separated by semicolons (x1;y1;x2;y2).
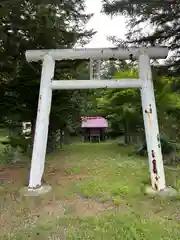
25;47;169;194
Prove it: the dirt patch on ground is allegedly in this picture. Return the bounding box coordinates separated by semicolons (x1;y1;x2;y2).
0;167;111;236
0;162;84;186
46;164;91;186
0;164;28;184
36;197;114;219
64;197;114;216
0;162;114;237
1;195;114;236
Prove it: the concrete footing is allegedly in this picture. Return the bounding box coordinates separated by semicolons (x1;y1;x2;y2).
145;186;178;197
21;185;52;197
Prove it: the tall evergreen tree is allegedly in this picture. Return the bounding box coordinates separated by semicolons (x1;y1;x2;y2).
102;0;180;74
0;0;94;152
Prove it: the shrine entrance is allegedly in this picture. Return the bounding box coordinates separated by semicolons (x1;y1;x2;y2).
25;46;168;192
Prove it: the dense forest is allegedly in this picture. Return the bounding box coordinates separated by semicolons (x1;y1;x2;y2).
0;0;180;165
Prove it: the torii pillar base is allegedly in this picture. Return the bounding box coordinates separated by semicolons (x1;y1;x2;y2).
21;185;52;197
145;186;177;197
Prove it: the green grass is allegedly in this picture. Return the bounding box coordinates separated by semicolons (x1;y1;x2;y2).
1;142;180;239
67;214;180;240
7;212;180;240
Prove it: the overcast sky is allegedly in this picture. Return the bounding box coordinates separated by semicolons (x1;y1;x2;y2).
84;0;127;48
82;1;168;64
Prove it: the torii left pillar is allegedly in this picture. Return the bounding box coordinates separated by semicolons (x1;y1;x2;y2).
28;55;55;193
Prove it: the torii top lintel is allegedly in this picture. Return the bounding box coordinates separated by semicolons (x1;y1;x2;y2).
25;47;168;62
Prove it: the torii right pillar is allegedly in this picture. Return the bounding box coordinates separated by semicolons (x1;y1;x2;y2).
139;53;166;191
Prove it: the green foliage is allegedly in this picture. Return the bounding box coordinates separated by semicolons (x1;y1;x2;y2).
8;135;32;155
102;59;129;79
111;184;129;196
112;197;121;205
95;62;180;150
0;0;94;153
136;134;176;157
114;68;138;79
102;0;180;74
0;128;31;163
102;0;180;147
97;68;142;142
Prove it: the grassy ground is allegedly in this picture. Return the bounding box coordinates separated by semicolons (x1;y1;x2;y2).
1;142;180;239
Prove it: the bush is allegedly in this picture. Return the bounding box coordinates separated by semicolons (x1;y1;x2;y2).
0;145;28;164
164;152;180;166
47;130;61;153
8;135;32;156
136;134;176;156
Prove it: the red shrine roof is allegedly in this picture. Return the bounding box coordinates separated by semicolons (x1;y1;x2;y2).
81;116;108;128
